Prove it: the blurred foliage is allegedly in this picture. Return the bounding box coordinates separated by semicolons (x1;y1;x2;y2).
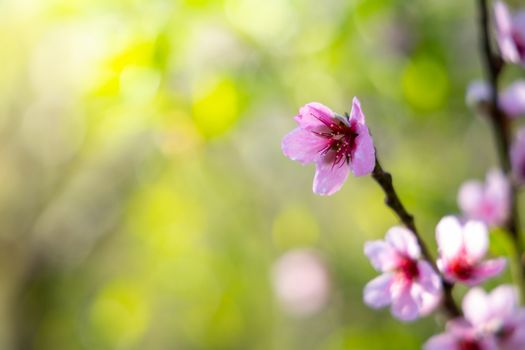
0;0;522;349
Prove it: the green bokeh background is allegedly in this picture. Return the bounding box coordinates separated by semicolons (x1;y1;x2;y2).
0;0;522;349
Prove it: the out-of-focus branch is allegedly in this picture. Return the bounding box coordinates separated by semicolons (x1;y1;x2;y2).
372;158;461;318
477;0;524;283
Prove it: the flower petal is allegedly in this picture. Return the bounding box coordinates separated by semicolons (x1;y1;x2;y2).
485;169;510;203
447;318;476;335
411;262;442;316
349;97;365;124
466;80;492;109
386;226;421;259
484;169;510;226
479;337;499;350
514;11;525;50
495;1;520;62
364;240;398;272
391;284;419;321
463;220;488;262
457;180;484;219
281;127;327;164
495;1;513;34
504;309;525;350
295;102;334;131
436;216;464;260
312;159;350;196
363;273;393;309
350;123;375;176
417;261;442;294
468;258;507;285
488;284;518;320
511;128;525;184
500;80;525;118
463;287;491;326
423;333;457;350
417;288;442;317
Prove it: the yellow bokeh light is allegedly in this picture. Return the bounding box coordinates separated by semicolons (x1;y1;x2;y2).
191;76;240;138
402;56;449;112
90;280;150;348
272;204;320;250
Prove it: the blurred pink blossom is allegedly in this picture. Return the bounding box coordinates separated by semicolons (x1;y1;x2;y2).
466;80;525;118
463;285;525;350
466;80;492;111
494;1;525;66
424;319;498;350
436;216;506;286
500;81;525;118
425;285;525;350
511;128;525;184
457;169;510;227
272;249;330;316
363;226;442;322
281;98;375;196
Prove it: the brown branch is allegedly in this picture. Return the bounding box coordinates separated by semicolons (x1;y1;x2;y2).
372;158;461;318
477;0;524;281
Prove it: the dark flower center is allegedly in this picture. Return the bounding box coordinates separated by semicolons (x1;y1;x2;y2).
314;116;359;167
448;256;474;280
497;324;515;341
458;338;482;350
397;256;420;282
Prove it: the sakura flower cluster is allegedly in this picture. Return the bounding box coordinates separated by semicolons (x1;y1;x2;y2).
467;1;525;187
363;217;506;322
425;286;525;350
278;3;525;347
466;80;525;118
281;96;516;348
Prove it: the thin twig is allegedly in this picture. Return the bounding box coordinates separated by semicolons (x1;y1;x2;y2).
477;0;525;283
372;158;461;318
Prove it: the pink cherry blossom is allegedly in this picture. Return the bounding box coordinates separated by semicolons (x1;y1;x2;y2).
436;216;506;286
281;98;375;196
500;81;525;118
466;80;525;118
457;169;510;227
494;1;525;66
424;319;498;350
466;80;492;111
363;226;442;322
426;286;525;350
272;249;330;316
511;128;525;185
463;285;525;350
